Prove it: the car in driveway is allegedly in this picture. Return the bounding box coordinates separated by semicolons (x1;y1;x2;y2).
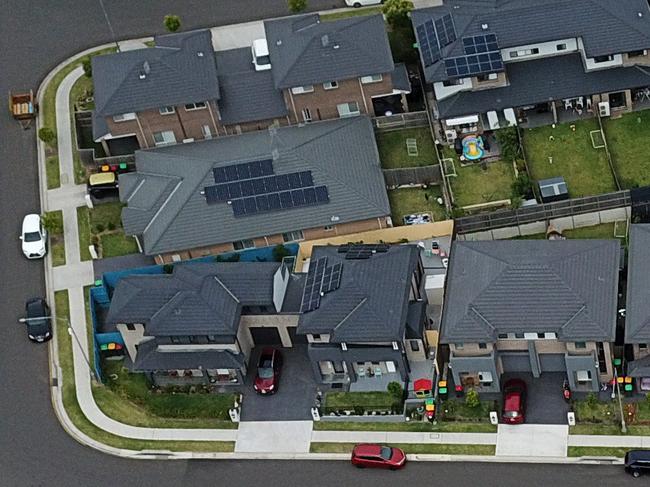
20;214;47;259
502;378;527;424
351;444;406;470
20;298;52;343
254;347;282;394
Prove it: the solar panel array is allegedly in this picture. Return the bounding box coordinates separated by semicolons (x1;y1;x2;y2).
338;243;390;259
415;14;457;68
300;258;344;313
444;51;504;78
462;34;498;55
204;159;330;218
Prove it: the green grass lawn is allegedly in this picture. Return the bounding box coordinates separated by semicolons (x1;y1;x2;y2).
100;233;139;258
54;290;235;452
310;442;496;455
523;119;616;198
438;399;495;422
563;222;624;240
46;156;60;189
568;446;630;457
604;109;650;189
324;391;400;413
320;6;382;21
388;186;448;224
313;421;497;433
78;202;138;260
77;206;92;261
376;128;436;169
47;210;66;267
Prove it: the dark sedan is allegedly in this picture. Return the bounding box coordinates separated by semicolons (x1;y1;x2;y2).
20;298;52;343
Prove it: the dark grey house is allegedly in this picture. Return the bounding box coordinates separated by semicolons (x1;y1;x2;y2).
106;262;303;387
441;240;620;392
297;244;434;391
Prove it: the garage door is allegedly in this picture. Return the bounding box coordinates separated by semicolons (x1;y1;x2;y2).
539;353;566;372
288;326;308;345
500;353;532;373
249;327;282;346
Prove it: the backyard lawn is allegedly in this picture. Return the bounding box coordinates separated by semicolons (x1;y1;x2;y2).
376;128;436;169
77;202;138;261
388;186;447;224
523;119;616;198
604;109;650;188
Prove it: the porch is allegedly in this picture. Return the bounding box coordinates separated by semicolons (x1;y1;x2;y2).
349;360;404;392
517;98;596;129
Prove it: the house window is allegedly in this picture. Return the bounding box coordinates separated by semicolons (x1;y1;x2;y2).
628;50;646;58
324;225;334;231
301;108;312;123
291;85;314;94
523;333;538;340
575;342;587;349
640;344;648;350
171;254;182;262
498;333;508;339
537;333;545;339
410;340;420;352
556;43;567;51
233;239;255;250
510;48;540;58
514;333;524;339
112;112;136;122
207;335;218;343
323;81;338;90
126;323;136;331
360;74;383;84
478;342;487;349
282;230;304;242
477;74;490;82
312;334;321;341
442;78;463;86
184;102;207;110
153;130;176;146
170;336;181;344
159;106;175;115
594;55;614;63
201;124;212;139
454;343;464;350
337;101;360;118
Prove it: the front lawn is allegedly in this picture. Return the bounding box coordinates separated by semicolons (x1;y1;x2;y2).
310;442;496;455
568;446;630;457
437;399;495;422
603;109;650;189
77;202;138;260
388;186;448;224
313;421;497;433
376;128;436;169
523;119;616;198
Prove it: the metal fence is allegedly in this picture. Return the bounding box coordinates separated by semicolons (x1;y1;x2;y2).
455;190;631;234
383;165;442;187
373;111;429;131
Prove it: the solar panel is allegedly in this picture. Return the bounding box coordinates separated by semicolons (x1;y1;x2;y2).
265;175;279;193
299;171;314;187
292;189;306;206
276;174;290;191
256;194;270;212
300;257;328;313
268;193;281;209
315;186;329;203
213;167;227;184
345;249;373;259
304;187;317;205
416;21;441;67
252;178;266;195
231;199;245;216
279;191;293;209
224;165;239;182
204;186;219;204
444;51;504;78
240;179;254;197
288;172;302;189
321;262;343;293
237;163;251;180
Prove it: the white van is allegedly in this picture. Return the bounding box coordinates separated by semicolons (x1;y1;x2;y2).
345;0;382;7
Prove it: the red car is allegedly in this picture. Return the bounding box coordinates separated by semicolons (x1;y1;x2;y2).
253;347;282;394
501;378;527;424
351;444;406;470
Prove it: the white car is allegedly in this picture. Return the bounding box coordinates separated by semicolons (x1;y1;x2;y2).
20;214;47;259
251;39;272;71
345;0;382;7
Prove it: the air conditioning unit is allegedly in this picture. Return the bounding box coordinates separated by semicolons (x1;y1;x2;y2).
598;101;611;117
445;130;457;143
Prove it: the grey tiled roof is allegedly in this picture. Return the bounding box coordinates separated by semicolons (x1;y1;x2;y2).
412;0;650;84
392;63;412;93
440;240;620;343
133;339;246;372
628;355;650;378
625;225;650;343
92;30;220;117
91;110;109;141
120;116;390;255
437;53;650;118
215;48;288;125
297;245;420;342
106;262;280;337
264;14;394;89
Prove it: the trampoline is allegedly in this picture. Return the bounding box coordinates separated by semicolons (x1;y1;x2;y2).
462;135;485;161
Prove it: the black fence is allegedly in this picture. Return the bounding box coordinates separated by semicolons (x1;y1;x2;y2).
455;190;631;234
383;165;442;187
373;111;429;131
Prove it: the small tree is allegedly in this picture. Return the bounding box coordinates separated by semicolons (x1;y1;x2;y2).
272;244;291;262
82;56;93;78
164;15;181;32
38;127;57;148
287;0;307;13
495;126;521;162
511;173;533;199
382;0;414;28
465;389;480;409
387;381;403;400
41;212;62;235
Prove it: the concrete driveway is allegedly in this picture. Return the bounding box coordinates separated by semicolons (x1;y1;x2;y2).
501;372;571;425
240;344;318;421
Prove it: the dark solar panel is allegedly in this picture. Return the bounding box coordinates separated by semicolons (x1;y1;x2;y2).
445;50;504;78
300;257;328;313
299;171;314;187
268;193;281;209
265;175;279;193
213;167;227;184
304;187;317;205
416;20;441;67
256;194;270;212
252;178;266;195
315;186;329;203
240;179;254;197
237;163;251;180
292;189;306;206
231;199;245;216
288;172;302;189
279;191;293;209
276;174;290;191
224;165;239;182
260;159;274;176
462;34;499;55
321;262;343;293
204;186;219;204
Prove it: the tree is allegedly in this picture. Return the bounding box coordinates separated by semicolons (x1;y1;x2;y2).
164;15;181;33
287;0;307;13
41;212;62;235
387;381;403;401
495;126;521;162
38;127;57;148
511;173;533;199
465;389;480;409
82;56;92;78
272;244;291;262
382;0;414;28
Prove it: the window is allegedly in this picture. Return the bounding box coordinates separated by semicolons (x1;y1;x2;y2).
594;55;614;63
556;43;567;51
112;112;136;122
523;333;538;340
576;370;592;382
454;343;464;350
301;108;312;123
282;230;304;242
537;333;545;339
207;335;218;343
514;333;524;339
640;343;648;350
442;78;463;86
337;101;360;118
184;102;207;110
544;332;557;339
324;225;334;231
291;85;314;94
170;336;181;344
202;124;212;139
323;81;338;90
510;48;540;58
341;342;347;351
360;74;383;84
488;73;498;80
233;239;255;250
477;74;490;82
126;323;136;331
478;342;487;349
530;48;540;55
159;106;175;115
410;340;420;352
478;371;493;384
153;130;176;146
312;334;321;341
575;342;587;349
171;254;182;262
498;333;508;339
628;50;647;58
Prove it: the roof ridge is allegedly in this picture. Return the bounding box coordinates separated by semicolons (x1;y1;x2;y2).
586;0;650;42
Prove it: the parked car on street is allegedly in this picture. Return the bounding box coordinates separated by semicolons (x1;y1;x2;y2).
351;444;406;469
20;298;52;343
345;0;382;7
501;378;527;424
625;450;650;477
254;347;282;394
20;214;47;259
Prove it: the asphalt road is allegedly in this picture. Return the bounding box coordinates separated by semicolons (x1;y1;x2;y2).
0;1;639;485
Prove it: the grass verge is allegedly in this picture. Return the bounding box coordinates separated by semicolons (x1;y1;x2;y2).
388;187;447;224
313;421;497;433
568;446;630;458
47;210;66;267
310;442;495;455
46;156;61;189
53;290;235;452
376;128;436;169
321;6;382;21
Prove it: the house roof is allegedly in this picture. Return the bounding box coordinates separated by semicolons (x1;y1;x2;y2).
133;339;246;371
440;240;620;343
92;30;220;117
264;14;394;89
412;0;650;84
628;354;650;378
106;262;280;337
215;48;288;125
625;225;650;343
297;245;420;342
120;116;390;255
436;53;650;118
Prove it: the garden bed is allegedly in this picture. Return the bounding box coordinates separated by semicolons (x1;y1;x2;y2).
376;128;436;169
603;109;650;189
323;391;402;415
388;186;447;224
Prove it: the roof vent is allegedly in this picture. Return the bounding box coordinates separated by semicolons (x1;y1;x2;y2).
271;148;280;160
321;34;329;47
173;308;181;315
481;23;489;30
638;11;644;17
143;61;150;74
197;51;204;57
333;44;340;49
276;39;282;46
331;215;340;222
139;73;146;80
